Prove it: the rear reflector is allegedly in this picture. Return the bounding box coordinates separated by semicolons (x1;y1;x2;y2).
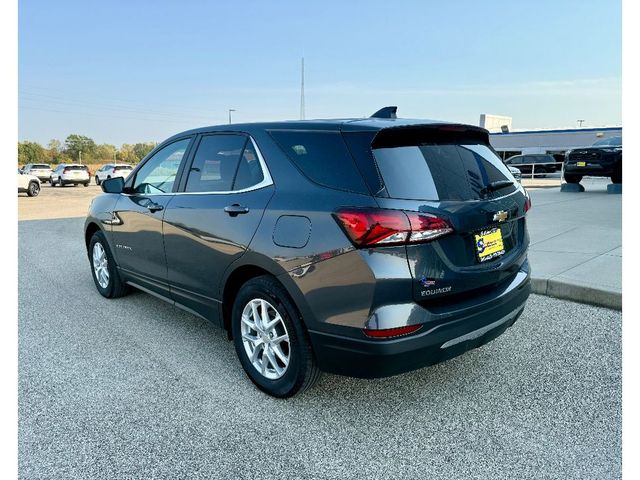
363;324;422;338
333;208;453;248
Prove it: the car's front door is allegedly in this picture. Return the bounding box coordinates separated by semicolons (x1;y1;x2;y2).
110;137;194;297
162;133;275;322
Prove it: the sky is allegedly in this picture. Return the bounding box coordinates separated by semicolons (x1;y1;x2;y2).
18;0;621;146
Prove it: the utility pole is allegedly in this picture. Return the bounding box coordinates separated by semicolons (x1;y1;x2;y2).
300;57;305;120
79;150;82;164
577;119;585;127
228;109;236;124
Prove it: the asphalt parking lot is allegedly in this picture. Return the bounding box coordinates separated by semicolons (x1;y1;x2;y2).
19;202;621;478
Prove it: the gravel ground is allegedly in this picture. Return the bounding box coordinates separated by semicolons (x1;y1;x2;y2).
19;218;621;480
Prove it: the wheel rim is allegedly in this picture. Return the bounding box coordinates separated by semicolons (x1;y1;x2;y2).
241;298;290;380
92;242;110;288
30;183;39;195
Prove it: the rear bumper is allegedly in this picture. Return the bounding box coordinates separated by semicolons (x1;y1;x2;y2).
564;164;613;176
308;265;530;378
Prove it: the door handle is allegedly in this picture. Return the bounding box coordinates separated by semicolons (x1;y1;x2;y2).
146;202;164;213
224;204;250;217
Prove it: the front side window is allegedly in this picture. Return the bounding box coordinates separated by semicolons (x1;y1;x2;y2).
133;138;191;194
185;134;250;193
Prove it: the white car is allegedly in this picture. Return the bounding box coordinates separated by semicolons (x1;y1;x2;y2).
94;163;133;186
508;165;522;182
50;164;90;187
17;169;41;197
21;163;52;183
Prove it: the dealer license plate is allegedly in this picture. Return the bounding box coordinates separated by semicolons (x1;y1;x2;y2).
474;227;505;263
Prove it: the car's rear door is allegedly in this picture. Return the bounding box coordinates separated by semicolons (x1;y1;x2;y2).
162;133;274;322
110;137;194;297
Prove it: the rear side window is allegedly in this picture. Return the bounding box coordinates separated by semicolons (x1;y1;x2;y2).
269;130;368;194
185;134;264;193
372;143;517;201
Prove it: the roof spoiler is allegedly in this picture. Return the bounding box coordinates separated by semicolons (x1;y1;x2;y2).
370;106;397;119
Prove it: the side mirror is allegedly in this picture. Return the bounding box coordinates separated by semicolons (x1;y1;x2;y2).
101;176;125;194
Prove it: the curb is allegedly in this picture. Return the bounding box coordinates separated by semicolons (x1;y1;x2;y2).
531;277;621;311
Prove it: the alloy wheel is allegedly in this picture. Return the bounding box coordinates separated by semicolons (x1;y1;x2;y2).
92;242;110;289
240;298;290;380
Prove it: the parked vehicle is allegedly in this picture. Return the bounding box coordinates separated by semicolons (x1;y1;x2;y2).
508;165;522;182
563;136;622;184
504;154;557;174
17;169;41;197
84;107;531;397
21;163;52;183
94;163;133;186
50;164;90;187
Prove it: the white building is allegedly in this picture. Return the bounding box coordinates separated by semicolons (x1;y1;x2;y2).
489;126;622;160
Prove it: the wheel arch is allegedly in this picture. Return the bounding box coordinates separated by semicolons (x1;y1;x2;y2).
220;257;310;340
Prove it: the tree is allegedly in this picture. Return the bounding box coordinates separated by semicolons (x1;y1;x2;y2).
64;134;97;163
132;142;156;162
117;144;137;163
94;144;117;162
46;139;63;164
18;141;46;165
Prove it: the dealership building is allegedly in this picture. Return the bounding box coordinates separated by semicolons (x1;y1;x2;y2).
480;114;622;160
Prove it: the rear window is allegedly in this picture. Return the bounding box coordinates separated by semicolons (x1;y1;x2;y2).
67;165;88;171
372;143;517;201
114;166;132;171
32;164;50;169
269;130;368;194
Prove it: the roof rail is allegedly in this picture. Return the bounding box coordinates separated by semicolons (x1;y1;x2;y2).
370;106;397;119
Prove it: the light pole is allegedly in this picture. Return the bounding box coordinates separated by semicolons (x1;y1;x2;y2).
228;109;236;124
577;119;585;127
79;150;82;164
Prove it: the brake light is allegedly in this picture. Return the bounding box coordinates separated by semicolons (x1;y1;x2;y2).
63;168;69;174
112;168;117;174
524;193;532;213
333;208;453;248
363;324;422;338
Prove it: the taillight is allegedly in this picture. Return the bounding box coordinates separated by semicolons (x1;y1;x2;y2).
363;324;422;338
112;168;117;174
333;208;453;248
524;193;532;213
63;168;69;174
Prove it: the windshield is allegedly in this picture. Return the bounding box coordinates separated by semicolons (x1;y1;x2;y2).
593;136;622;147
372;143;517;201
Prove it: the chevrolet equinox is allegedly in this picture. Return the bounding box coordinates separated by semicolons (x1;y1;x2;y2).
85;107;531;397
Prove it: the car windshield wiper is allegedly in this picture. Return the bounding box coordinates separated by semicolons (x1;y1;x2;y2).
481;180;514;195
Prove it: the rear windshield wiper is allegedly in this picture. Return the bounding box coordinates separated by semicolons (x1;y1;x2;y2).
481;180;514;195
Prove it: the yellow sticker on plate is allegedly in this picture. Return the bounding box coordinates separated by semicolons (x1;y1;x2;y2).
475;228;505;263
577;161;586;167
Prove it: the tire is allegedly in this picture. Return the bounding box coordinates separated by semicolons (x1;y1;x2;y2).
611;164;622;184
49;177;54;186
232;275;321;398
564;174;583;184
27;181;40;197
88;230;129;299
95;176;101;186
59;179;65;187
83;182;89;187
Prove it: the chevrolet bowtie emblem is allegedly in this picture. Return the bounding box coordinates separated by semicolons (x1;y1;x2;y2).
493;210;508;222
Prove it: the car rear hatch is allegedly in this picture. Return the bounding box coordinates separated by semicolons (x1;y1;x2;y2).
342;124;530;306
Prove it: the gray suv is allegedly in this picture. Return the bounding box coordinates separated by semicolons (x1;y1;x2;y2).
85;107;531;397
